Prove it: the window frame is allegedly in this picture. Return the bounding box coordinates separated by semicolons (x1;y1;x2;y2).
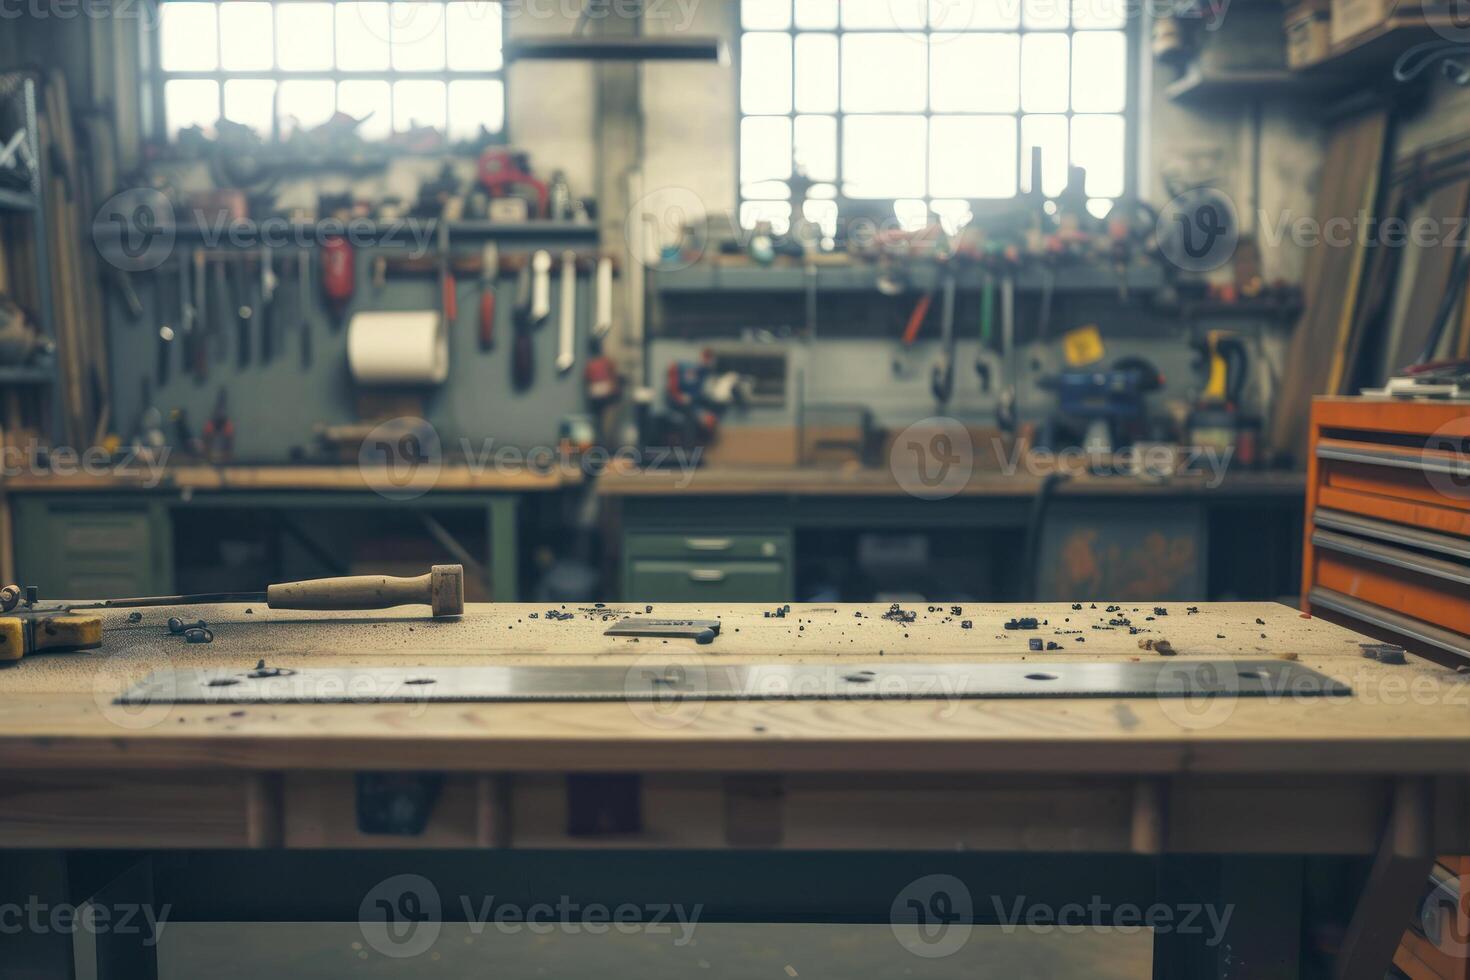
734;0;1144;230
144;0;511;148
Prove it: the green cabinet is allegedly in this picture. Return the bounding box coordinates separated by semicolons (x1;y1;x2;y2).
11;497;172;600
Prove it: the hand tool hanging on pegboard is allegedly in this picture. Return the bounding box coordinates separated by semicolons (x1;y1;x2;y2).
479;242;499;351
556;250;576;374
321;236;354;330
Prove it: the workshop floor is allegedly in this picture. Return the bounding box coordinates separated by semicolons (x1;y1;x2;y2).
147;924;1151;978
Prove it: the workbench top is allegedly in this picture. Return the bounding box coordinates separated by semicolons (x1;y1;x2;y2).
595;467;1305;498
0;601;1461;776
0;464;579;493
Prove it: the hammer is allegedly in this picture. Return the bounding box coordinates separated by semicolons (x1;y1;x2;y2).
14;565;466;619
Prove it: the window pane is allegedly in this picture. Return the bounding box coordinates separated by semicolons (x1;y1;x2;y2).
165;79;218;138
794;114;837;182
276;3;333;69
160;3;218;71
931;33;1018;112
219;3;273;70
741;33;793;114
1073;0;1127;29
338;80;391;138
740;200;792;233
223;79;276;136
843;115;926;198
390;1;447;70
393;79;447;132
1071;31;1125;112
336;3;391;71
795;33;838;112
843;0;925;29
936;0;1021;29
1071;114;1125;198
447;2;503;70
1021;33;1069;112
842;34;926;112
931;115;1016;197
1020;114;1068;195
448;79;505;140
278;80;336;134
794;0;838;28
743;0;791;29
1023;0;1069;28
742;116;793;184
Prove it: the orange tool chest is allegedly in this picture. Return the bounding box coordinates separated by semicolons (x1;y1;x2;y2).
1304;397;1470;980
1303;397;1470;662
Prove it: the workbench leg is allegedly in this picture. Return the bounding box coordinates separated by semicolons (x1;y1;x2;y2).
1151;856;1302;980
1333;778;1435;980
487;496;519;601
90;857;160;980
0;850;77;979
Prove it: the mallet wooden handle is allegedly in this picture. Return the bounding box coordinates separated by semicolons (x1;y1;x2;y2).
266;565;464;618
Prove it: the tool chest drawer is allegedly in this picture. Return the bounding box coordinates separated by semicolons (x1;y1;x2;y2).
625;530;790;561
625;559;789;602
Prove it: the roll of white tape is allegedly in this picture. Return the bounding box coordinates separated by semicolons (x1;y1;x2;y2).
347;311;448;386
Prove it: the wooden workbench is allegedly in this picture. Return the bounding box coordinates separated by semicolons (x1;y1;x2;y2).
0;601;1461;978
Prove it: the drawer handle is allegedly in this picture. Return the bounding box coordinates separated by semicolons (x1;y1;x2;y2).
684;537;734;552
688;569;727;583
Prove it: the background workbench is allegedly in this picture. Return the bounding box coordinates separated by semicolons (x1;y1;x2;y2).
599;469;1306;604
2;466;578;604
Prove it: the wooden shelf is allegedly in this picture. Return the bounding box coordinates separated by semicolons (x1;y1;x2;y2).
1294;16;1463;79
1165;66;1348;104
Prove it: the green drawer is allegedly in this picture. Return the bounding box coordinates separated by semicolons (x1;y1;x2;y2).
625;530;790;561
626;559;788;602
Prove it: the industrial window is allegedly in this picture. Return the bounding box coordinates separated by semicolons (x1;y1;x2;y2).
153;1;507;143
738;0;1132;233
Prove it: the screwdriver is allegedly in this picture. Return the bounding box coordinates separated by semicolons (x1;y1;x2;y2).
16;565;466;619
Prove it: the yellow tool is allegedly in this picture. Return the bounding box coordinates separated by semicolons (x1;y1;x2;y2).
0;613;103;663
